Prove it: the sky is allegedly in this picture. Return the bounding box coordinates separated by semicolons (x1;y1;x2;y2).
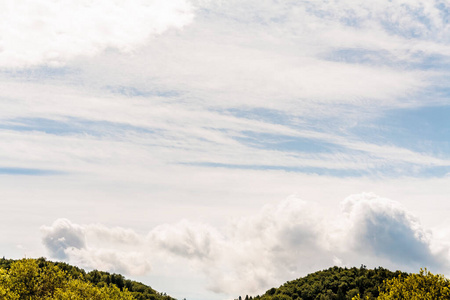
1;0;450;299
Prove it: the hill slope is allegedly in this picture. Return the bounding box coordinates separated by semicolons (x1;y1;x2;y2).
0;257;174;300
238;266;407;300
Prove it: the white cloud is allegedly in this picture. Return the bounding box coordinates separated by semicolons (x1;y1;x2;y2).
202;196;334;294
41;193;450;297
0;0;447;184
339;193;443;269
301;0;450;40
149;220;221;260
41;218;86;259
79;27;428;113
59;0;449;130
0;0;194;68
1;79;448;180
191;0;450;58
41;219;151;275
66;248;151;276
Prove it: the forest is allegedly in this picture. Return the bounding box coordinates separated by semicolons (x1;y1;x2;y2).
238;265;450;300
0;257;174;300
2;258;450;300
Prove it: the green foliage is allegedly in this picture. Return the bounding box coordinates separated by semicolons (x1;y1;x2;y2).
85;269;173;300
240;266;406;300
51;278;135;300
0;268;19;300
245;267;450;300
0;258;174;300
3;258;67;299
7;258;449;300
377;268;450;300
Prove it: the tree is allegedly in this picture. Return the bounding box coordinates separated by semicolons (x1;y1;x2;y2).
378;269;450;300
0;269;19;300
5;258;67;299
0;259;137;300
353;269;450;300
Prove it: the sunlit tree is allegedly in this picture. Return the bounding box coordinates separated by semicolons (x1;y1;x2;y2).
0;259;136;300
353;269;450;300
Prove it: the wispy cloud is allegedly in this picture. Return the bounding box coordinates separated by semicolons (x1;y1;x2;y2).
1;78;448;177
0;0;447;178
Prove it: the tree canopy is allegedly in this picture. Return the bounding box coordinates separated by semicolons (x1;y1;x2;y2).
353;269;450;300
239;266;407;300
239;266;450;300
0;258;174;300
4;258;450;300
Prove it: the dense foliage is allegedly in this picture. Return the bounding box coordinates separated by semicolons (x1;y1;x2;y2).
361;269;450;300
0;258;173;300
4;258;450;300
237;266;407;300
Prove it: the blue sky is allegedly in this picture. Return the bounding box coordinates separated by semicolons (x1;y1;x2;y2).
1;1;450;299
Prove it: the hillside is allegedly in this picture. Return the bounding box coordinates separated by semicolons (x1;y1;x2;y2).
0;257;174;300
3;259;448;300
237;266;407;300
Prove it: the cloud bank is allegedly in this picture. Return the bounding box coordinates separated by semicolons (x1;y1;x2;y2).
0;0;194;68
41;193;450;296
41;219;151;275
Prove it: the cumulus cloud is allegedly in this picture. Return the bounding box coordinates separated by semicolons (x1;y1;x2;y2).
66;247;151;276
0;0;194;68
196;193;448;294
340;193;439;268
149;220;221;260
41;218;86;259
41;193;450;296
202;196;335;294
41;219;151;275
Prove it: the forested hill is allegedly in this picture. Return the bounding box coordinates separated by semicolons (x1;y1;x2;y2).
3;259;448;300
237;266;407;300
0;257;174;300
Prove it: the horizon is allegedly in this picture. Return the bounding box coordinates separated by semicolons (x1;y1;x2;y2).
1;1;450;299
